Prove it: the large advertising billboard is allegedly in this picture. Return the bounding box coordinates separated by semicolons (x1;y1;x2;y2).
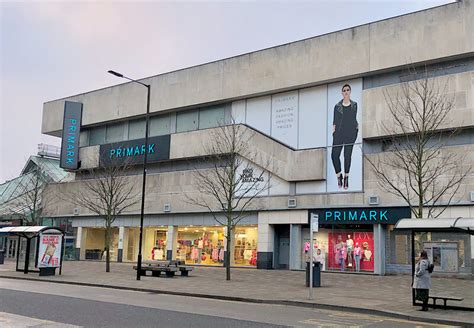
326;80;363;193
234;78;363;194
37;234;62;268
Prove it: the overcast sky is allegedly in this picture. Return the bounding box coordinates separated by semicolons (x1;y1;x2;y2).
0;0;453;183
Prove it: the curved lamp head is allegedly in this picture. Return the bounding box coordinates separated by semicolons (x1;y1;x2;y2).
108;70;123;78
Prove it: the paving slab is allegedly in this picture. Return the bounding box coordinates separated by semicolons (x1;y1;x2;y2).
0;260;472;326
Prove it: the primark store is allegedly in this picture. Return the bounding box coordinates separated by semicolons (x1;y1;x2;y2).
41;1;474;276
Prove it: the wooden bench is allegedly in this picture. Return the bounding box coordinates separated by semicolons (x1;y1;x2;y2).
429;295;464;308
133;265;178;278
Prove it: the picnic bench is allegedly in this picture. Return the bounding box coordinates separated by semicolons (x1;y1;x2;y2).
429;295;464;309
133;265;177;277
134;260;194;277
166;260;194;276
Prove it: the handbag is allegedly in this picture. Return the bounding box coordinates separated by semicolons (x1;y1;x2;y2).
427;263;434;273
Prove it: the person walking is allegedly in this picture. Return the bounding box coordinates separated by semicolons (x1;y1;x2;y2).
331;84;359;190
413;250;432;311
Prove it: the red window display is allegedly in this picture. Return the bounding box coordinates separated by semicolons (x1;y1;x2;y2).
327;231;374;272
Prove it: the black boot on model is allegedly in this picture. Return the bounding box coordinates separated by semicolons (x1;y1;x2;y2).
337;174;343;188
343;176;349;189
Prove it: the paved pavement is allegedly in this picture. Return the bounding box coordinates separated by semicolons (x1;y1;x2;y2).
0;260;472;326
0;312;79;328
0;280;458;328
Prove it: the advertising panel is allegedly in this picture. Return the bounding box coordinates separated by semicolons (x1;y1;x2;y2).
37;234;62;268
271;91;298;148
326;79;363;192
235;158;269;197
60;101;83;170
423;242;459;273
242;78;363;193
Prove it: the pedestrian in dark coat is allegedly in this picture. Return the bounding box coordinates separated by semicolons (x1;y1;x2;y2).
412;250;432;311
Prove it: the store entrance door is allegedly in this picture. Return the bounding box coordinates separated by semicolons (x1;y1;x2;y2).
274;225;290;269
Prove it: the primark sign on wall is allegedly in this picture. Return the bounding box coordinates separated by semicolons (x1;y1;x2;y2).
60;101;83;170
99;135;171;167
310;207;411;225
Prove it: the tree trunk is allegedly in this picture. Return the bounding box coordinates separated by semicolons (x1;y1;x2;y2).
105;226;111;273
226;223;232;281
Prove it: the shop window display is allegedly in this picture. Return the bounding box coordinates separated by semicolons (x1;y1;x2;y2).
177;227;225;266
304;227;374;272
233;226;258;267
328;232;373;272
151;230;167;260
83;228;119;261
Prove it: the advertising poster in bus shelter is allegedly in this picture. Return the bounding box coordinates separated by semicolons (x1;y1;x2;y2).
37;234;62;268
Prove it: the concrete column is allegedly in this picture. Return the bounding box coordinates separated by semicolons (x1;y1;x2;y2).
79;228;88;260
122;228;129;261
471;235;474;274
166;226;178;261
75;227;82;260
290;224;302;270
374;224;386;275
117;227;124;262
5;239;11;259
257;222;275;269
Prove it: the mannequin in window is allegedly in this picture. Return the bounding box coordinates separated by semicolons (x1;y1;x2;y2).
346;235;354;268
353;242;362;272
315;248;326;271
362;242;372;262
335;240;346;271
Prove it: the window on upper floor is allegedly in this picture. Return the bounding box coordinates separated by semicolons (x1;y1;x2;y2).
106;122;127;143
89;126;106;146
150;114;171;136
176;109;198;133
198;105;226;129
79;130;89;147
128;119;146;140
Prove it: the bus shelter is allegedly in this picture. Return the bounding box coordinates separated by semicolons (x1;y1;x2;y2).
0;226;65;276
395;217;473;309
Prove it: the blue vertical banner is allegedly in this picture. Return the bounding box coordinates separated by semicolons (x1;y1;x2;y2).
60;101;83;170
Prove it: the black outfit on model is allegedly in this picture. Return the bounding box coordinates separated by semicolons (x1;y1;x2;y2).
331;100;358;175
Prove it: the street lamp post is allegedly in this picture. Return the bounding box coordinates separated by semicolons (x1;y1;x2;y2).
108;70;150;281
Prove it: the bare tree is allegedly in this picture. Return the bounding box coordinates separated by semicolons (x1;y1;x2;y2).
7;166;50;225
67;164;140;272
186;122;271;280
366;67;470;218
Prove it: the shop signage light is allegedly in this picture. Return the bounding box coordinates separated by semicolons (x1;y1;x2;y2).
99;135;170;167
309;207;411;225
60;101;83;170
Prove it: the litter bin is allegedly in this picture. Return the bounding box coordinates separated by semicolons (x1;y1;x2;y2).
0;249;4;265
305;261;321;287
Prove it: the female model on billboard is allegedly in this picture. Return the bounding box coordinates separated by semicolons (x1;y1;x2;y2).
331;84;358;189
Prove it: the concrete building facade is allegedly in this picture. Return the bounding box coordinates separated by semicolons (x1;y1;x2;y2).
42;1;474;275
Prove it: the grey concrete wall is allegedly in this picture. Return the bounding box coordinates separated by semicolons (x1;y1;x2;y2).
77;124;326;181
364;144;474;208
363;71;474;139
42;1;473;136
42;141;474;219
